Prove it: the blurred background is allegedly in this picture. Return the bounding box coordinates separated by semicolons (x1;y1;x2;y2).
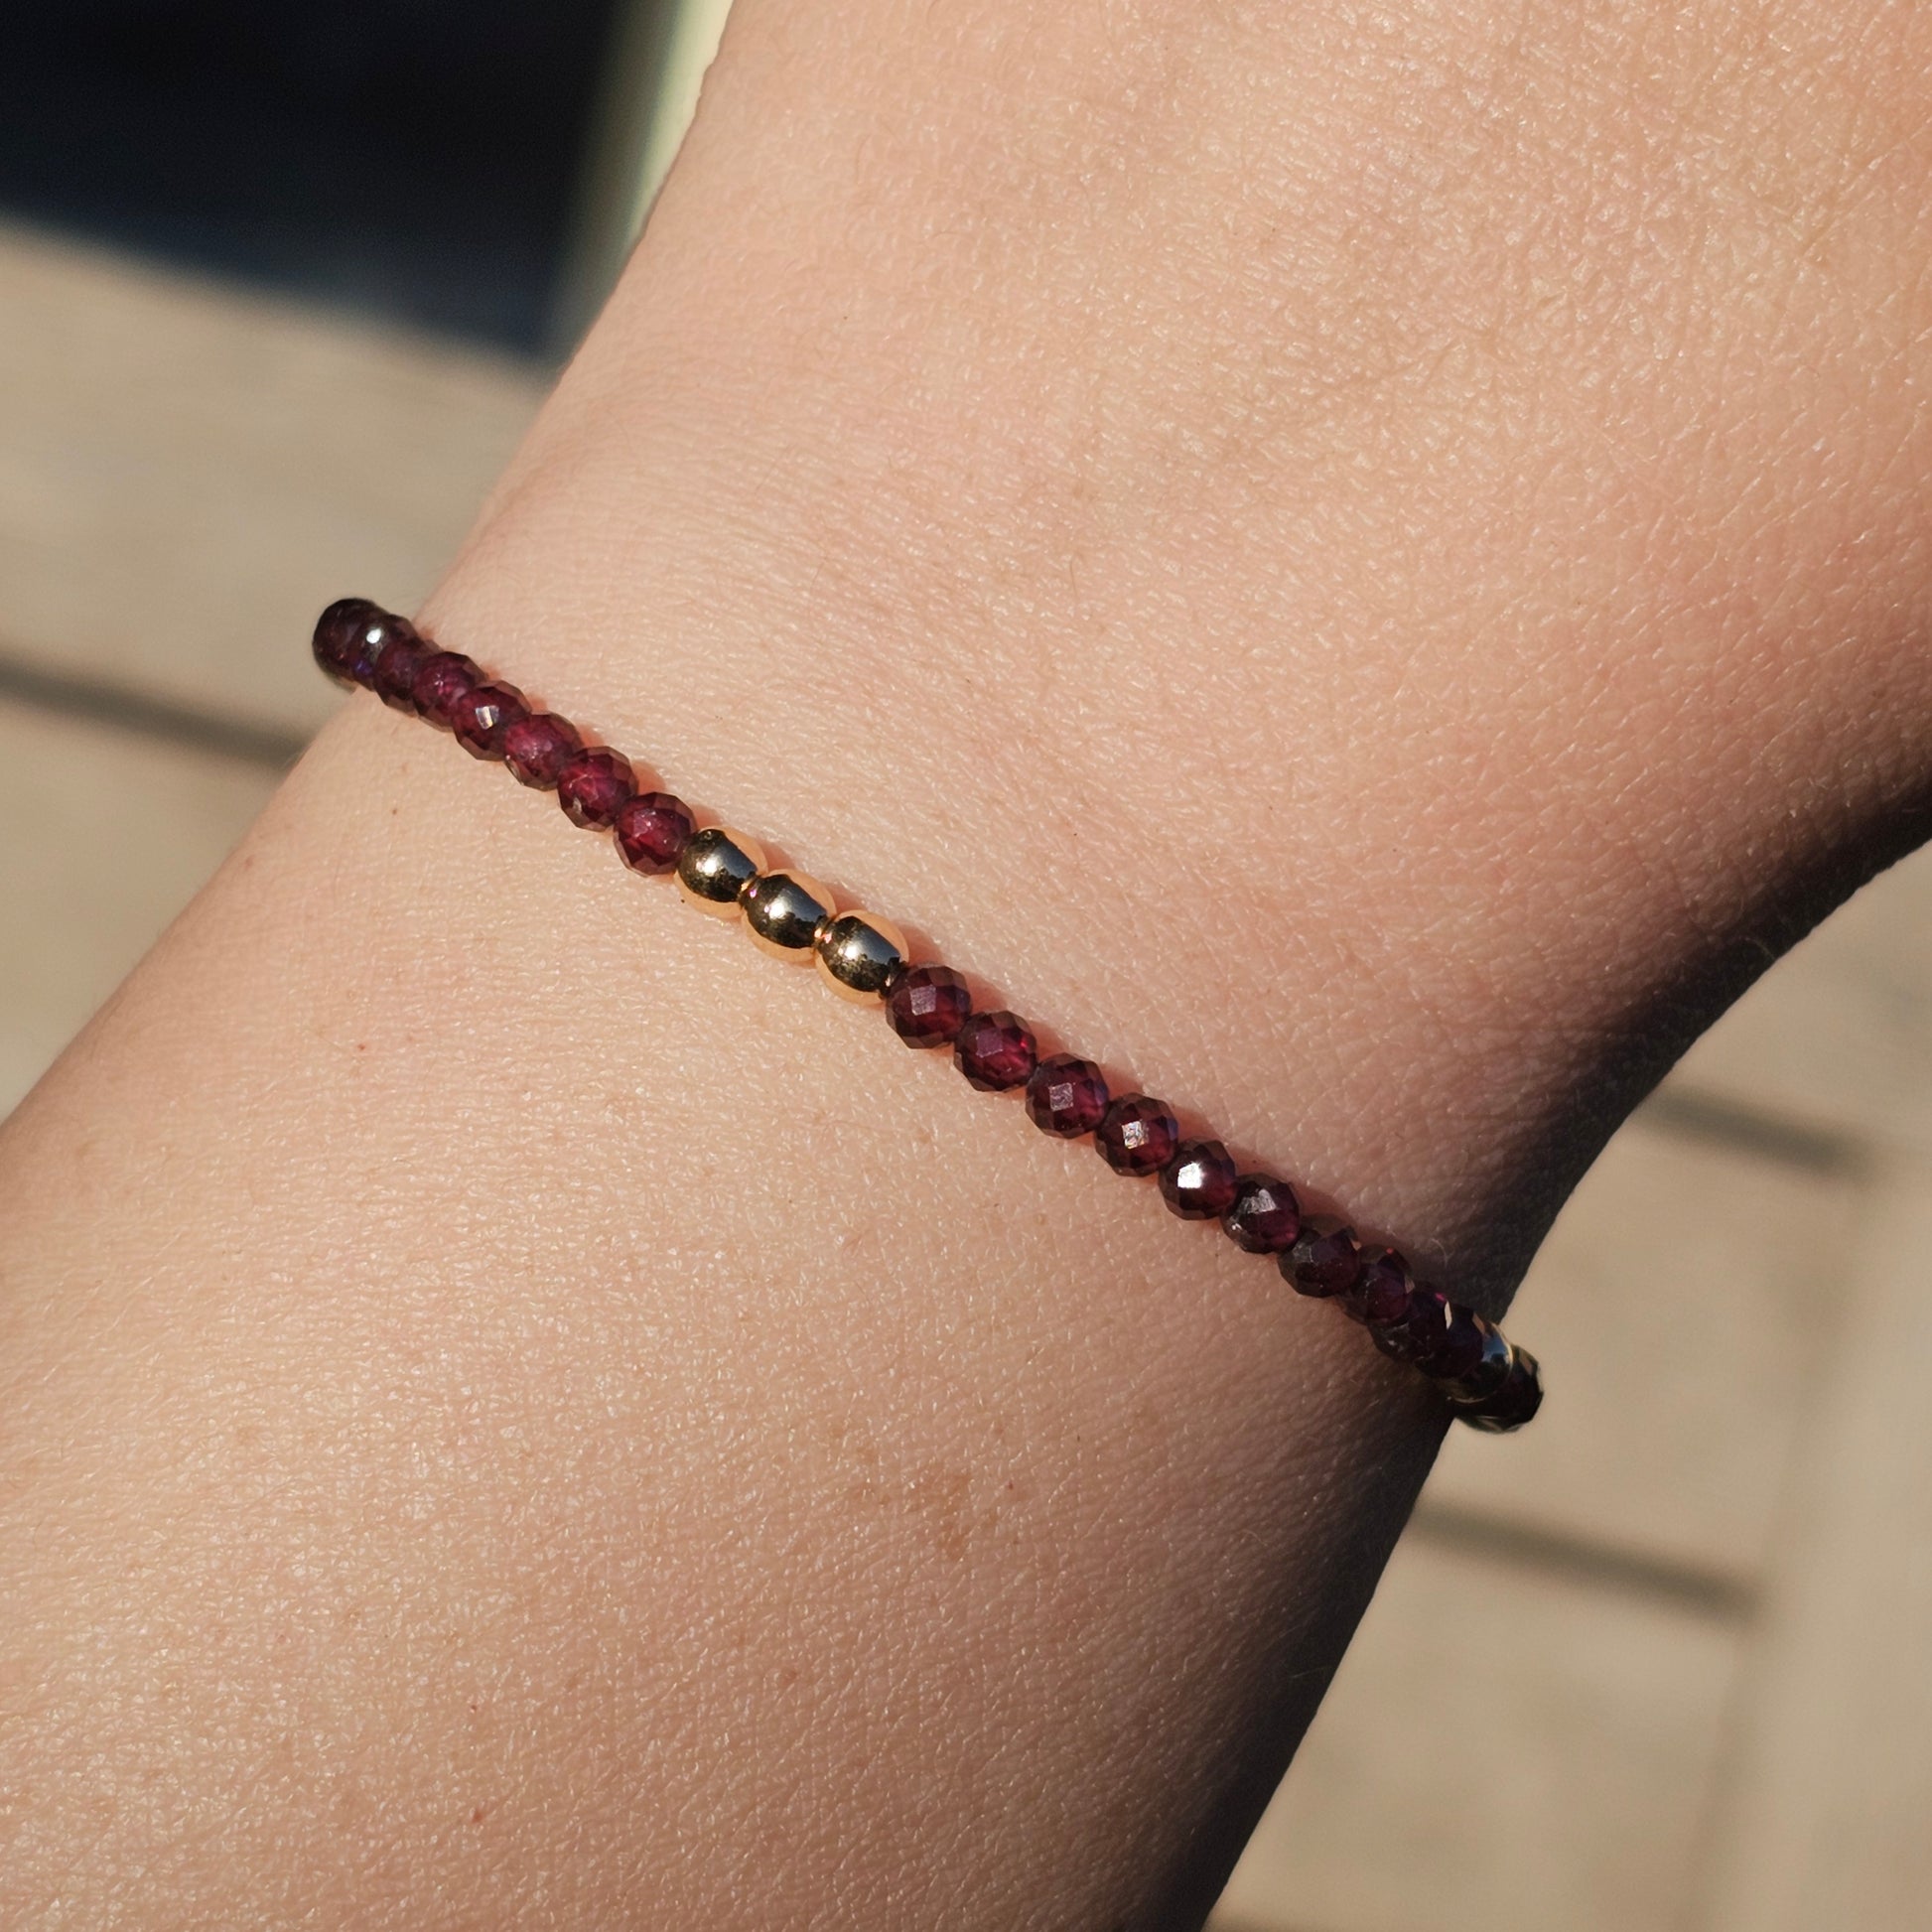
1;4;1929;1928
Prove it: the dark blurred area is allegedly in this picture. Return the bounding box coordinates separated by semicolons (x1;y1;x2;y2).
0;0;622;349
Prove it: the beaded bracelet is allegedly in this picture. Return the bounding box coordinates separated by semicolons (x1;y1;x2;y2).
313;598;1543;1433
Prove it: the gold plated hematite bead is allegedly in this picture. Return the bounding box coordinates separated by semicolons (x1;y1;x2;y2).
742;869;836;961
676;825;766;917
814;909;907;1002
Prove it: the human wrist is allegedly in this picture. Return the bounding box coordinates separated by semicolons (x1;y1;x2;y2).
421;0;1932;1308
6;4;1930;1920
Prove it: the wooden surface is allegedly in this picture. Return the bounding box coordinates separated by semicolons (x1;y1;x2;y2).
0;220;1925;1932
0;220;538;741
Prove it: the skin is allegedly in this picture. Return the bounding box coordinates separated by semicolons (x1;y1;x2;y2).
3;0;1930;1924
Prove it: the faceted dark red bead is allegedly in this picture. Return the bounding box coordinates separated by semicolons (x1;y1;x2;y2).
502;712;585;789
313;599;409;689
1391;1290;1452;1367
412;649;484;728
556;748;636;829
1405;1284;1451;1335
1344;1246;1413;1326
451;681;531;759
1025;1055;1109;1137
373;632;435;711
886;965;973;1047
615;790;695;874
954;1010;1037;1091
1222;1173;1301;1254
1279;1215;1362;1298
1416;1302;1486;1381
1372;1284;1447;1365
1442;1319;1513;1403
1095;1095;1179;1175
1160;1140;1239;1219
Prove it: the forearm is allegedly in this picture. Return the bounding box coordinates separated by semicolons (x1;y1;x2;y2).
4;1;1931;1925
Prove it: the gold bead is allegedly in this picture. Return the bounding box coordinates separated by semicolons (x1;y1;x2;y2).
742;869;836;960
814;909;908;1002
675;825;766;917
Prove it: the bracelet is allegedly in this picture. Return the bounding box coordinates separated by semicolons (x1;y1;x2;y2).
313;599;1543;1433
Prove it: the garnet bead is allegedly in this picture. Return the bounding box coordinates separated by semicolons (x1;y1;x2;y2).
886;965;973;1047
954;1010;1037;1091
1280;1215;1362;1298
1025;1055;1109;1137
1222;1173;1301;1254
503;712;585;789
413;650;484;728
451;681;531;759
1416;1302;1487;1381
1095;1095;1179;1175
1371;1283;1447;1365
556;748;635;829
1346;1246;1414;1326
1160;1140;1239;1220
371;632;431;711
1367;1283;1446;1364
313;599;409;689
615;791;694;874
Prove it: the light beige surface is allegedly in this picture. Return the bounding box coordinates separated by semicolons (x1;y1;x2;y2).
0;219;544;736
1692;1173;1932;1932
2;225;1928;1932
1677;866;1932;1155
1217;1539;1743;1932
0;702;279;1116
1425;1127;1858;1584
